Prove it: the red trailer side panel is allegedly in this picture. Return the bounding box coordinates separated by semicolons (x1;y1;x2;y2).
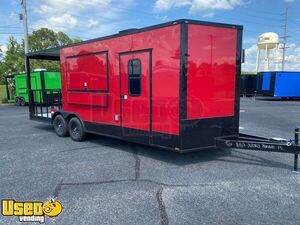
187;24;237;120
60;25;180;135
66;53;108;91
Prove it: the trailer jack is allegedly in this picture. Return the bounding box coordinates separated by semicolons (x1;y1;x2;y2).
216;127;300;173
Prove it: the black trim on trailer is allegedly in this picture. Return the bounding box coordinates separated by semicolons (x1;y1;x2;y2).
27;47;60;60
68;93;109;108
67;89;109;93
85;121;122;138
234;27;243;134
122;128;150;145
149;50;153;145
106;51;110;92
152;131;180;149
118;53;123;140
65;50;108;59
179;21;188;150
179;23;188;120
181;116;238;149
84;121;180;150
119;48;153;56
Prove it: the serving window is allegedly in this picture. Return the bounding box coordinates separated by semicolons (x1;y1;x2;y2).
66;52;108;92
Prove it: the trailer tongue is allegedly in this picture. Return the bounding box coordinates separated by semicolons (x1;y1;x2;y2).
216;128;300;172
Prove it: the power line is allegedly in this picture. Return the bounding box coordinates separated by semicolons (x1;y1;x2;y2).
0;22;23;28
0;33;24;35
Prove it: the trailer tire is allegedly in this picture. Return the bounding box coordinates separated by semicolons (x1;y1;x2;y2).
68;117;86;142
20;98;26;106
16;97;21;106
53;115;69;137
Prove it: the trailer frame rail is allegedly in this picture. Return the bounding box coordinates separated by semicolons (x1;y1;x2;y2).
216;128;300;172
29;89;62;122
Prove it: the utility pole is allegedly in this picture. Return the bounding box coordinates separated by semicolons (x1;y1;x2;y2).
281;6;288;71
21;0;29;56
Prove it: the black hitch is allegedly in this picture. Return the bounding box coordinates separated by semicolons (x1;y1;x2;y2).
215;128;300;172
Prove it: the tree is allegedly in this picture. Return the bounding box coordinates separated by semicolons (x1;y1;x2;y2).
0;48;3;84
0;28;81;84
28;28;81;71
29;28;59;51
1;37;25;76
29;28;80;50
57;31;75;46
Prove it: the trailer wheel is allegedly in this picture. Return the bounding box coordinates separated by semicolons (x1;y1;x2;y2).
16;97;21;106
20;98;26;106
53;115;69;137
68;117;86;142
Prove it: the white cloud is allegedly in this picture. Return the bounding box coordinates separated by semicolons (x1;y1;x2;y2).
154;0;244;16
31;0;133;37
36;0;111;11
154;0;191;11
242;44;257;72
34;14;77;31
245;44;257;56
0;45;8;54
284;0;295;2
88;19;99;28
32;0;110;32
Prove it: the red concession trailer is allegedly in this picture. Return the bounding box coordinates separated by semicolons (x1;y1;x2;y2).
26;19;300;170
27;19;242;152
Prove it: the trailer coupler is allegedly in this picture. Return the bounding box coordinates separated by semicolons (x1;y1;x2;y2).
215;127;300;173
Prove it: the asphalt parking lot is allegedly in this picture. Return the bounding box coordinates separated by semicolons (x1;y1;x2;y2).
1;97;300;225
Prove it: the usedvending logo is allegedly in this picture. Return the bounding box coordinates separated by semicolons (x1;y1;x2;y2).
1;198;62;223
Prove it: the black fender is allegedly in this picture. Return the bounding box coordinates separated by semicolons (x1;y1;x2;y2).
51;110;86;131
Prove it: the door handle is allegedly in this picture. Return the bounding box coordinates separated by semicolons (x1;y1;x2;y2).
121;95;128;100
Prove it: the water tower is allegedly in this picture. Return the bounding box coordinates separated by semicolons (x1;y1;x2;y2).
255;32;279;72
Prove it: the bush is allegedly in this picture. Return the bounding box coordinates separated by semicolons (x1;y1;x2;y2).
1;97;8;103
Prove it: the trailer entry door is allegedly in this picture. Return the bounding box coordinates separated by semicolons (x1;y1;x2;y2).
120;51;151;143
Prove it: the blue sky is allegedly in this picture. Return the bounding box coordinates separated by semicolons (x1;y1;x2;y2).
0;0;299;71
